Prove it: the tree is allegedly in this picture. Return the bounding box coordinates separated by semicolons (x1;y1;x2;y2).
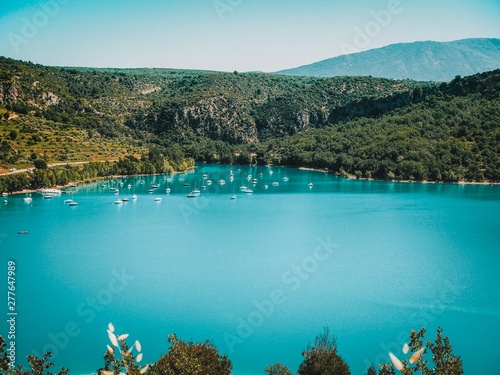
380;327;463;375
9;130;17;140
154;334;232;375
426;327;463;375
34;159;48;169
297;327;351;375
378;363;395;375
265;363;294;375
365;365;377;375
0;335;68;375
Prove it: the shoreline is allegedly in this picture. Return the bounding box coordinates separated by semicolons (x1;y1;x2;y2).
297;166;499;186
2;163;498;196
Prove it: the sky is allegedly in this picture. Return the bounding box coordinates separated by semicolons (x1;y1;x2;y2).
0;0;499;72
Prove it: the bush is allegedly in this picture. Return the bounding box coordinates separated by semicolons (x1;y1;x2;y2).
154;334;232;375
297;328;351;375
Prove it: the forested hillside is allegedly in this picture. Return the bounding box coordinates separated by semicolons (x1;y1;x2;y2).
1;56;499;183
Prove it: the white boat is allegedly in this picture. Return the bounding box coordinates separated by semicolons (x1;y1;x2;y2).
229;175;234;182
269;170;274;175
252;179;258;184
154;197;162;202
102;184;106;188
39;188;62;196
282;176;289;182
2;193;8;197
132;194;137;200
206;180;212;186
122;197;130;202
3;200;7;204
308;182;314;188
127;184;132;189
192;189;201;196
24;197;33;204
64;199;74;204
244;188;253;193
114;199;123;205
151;184;160;189
231;195;237;200
263;185;269;189
218;179;226;185
42;195;53;199
69;202;79;207
247;175;252;181
166;188;171;194
186;193;198;198
272;182;279;187
147;189;154;193
239;186;248;191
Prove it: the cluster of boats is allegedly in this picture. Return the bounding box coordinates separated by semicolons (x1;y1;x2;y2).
2;170;314;207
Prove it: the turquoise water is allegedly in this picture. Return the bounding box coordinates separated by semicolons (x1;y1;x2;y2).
1;164;499;375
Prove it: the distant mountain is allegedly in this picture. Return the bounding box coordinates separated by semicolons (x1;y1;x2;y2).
277;38;500;81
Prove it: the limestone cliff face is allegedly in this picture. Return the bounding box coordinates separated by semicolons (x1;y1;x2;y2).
0;81;19;105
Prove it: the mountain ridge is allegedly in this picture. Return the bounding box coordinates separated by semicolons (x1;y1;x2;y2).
276;38;500;81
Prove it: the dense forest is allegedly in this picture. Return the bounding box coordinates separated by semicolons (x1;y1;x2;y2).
1;56;499;188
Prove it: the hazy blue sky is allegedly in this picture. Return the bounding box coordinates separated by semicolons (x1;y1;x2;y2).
0;0;499;71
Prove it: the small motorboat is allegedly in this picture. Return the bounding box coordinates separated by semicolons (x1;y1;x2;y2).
69;202;79;207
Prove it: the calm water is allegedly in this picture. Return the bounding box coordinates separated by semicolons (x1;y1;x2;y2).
1;164;499;375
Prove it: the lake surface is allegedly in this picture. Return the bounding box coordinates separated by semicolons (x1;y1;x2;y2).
1;164;499;375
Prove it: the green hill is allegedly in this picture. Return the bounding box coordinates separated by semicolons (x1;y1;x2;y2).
277;38;500;81
1;56;499;183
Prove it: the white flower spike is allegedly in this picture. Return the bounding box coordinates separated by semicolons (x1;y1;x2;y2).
389;352;404;372
140;365;149;374
108;330;119;347
108;323;115;333
410;347;425;364
106;345;114;355
402;343;409;354
136;353;143;362
118;333;129;341
101;371;113;375
135;340;142;352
